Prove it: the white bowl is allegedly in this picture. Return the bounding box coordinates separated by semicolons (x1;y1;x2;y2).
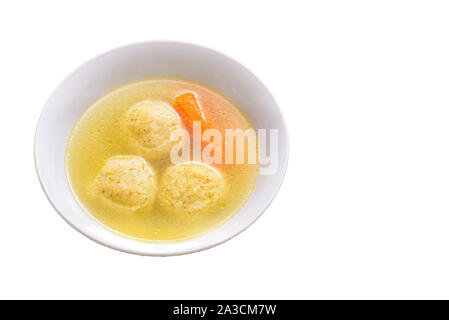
35;41;289;256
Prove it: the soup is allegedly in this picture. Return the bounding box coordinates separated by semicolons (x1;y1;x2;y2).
66;79;258;241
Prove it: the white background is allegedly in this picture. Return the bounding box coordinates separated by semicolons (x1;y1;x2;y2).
1;0;449;299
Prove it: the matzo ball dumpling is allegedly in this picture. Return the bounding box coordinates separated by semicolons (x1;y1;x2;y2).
93;155;155;210
158;162;226;214
121;101;182;158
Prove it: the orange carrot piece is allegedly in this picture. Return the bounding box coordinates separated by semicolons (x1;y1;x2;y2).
172;93;208;132
173;93;229;165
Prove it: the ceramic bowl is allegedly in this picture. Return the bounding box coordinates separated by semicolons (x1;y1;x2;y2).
35;41;289;256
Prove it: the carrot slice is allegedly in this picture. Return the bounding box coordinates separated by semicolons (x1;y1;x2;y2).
172;93;208;133
172;93;227;165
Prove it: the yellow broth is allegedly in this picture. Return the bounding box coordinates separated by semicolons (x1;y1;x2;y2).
66;79;258;241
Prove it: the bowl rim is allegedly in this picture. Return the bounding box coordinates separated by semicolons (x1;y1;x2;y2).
34;40;290;256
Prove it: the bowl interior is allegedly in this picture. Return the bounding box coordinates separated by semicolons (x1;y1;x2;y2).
35;42;288;255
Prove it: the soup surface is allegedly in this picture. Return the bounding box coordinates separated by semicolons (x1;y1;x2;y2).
66;79;258;241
